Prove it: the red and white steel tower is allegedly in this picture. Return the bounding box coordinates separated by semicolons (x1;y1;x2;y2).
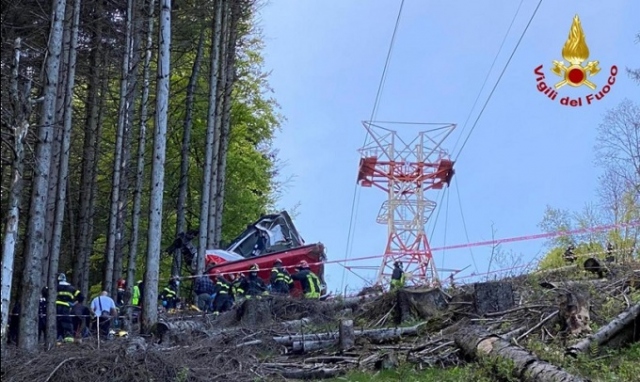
356;121;456;288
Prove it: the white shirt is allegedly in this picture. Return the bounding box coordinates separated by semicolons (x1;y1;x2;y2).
91;295;116;316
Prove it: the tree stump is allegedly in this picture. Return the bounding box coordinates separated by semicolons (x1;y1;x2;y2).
396;288;449;323
557;290;591;336
473;281;514;315
237;298;272;328
339;319;354;350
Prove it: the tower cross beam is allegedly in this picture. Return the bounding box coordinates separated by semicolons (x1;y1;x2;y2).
357;121;456;288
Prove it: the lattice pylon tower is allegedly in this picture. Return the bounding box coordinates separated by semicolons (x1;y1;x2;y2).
356;121;456;288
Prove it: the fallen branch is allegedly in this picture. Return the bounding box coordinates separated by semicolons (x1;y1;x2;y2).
455;326;587;382
566;303;640;357
516;311;559;341
44;357;80;382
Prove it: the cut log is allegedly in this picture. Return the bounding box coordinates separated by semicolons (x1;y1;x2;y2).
279;367;344;379
358;322;425;343
339;319;354;350
292;339;337;352
455;326;587;382
474;281;515;315
272;322;426;346
566;303;640;357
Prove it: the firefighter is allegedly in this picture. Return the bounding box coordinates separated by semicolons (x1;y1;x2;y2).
606;241;615;263
238;264;269;299
211;270;234;315
291;260;321;299
270;259;293;295
564;244;577;263
56;273;82;342
39;287;48;342
390;261;406;290
159;276;179;311
115;278;126;307
132;280;143;306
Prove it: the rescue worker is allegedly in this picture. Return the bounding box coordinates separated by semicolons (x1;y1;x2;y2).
132;280;143;306
56;273;82;342
193;273;216;312
270;259;293;295
291;260;321;299
72;294;91;339
390;261;406;290
39;287;48;342
606;241;615;263
238;264;269;299
159;276;179;311
564;244;577;263
211;270;234;315
115;278;126;307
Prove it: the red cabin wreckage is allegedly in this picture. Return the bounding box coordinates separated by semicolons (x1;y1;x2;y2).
168;211;328;298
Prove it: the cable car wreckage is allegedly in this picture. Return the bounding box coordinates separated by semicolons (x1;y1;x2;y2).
166;211;329;298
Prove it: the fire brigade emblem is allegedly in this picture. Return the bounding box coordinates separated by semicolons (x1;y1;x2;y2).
551;15;600;90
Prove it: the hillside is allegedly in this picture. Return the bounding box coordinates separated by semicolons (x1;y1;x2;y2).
2;259;639;382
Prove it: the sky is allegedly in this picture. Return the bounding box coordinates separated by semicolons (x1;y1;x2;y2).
257;0;639;294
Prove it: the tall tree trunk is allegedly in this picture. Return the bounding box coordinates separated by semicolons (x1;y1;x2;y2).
143;0;171;332
1;38;33;345
82;65;108;296
104;0;134;294
198;0;225;271
46;0;81;348
207;0;230;249
214;0;241;246
174;29;205;278
73;7;103;294
42;4;72;283
128;0;155;303
18;0;67;352
113;1;142;296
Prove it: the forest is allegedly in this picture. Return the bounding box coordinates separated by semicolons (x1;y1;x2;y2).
1;0;284;351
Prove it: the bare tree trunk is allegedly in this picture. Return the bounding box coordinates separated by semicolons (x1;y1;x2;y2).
66;176;76;262
42;4;72;283
18;0;67;352
197;0;224;273
114;4;142;296
82;66;108;296
174;29;205;278
73;6;103;293
1;38;33;345
143;0;171;332
128;0;155;303
214;0;241;246
104;0;135;294
46;0;81;348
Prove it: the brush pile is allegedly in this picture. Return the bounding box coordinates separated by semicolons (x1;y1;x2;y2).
2;259;639;382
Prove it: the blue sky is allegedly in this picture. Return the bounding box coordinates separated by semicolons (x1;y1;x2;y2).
258;0;639;294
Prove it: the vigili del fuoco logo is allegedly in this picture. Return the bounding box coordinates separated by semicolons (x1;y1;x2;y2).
534;15;618;107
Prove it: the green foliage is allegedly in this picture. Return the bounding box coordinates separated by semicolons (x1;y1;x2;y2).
332;365;488;382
